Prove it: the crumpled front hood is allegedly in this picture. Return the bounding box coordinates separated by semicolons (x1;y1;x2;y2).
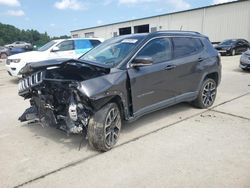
20;58;110;76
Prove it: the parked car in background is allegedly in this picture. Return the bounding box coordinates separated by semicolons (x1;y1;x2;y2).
5;41;32;50
9;47;27;56
6;38;103;77
214;39;249;56
18;31;221;151
0;46;10;59
240;49;250;71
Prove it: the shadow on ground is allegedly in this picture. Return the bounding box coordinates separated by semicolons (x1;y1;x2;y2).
20;102;194;151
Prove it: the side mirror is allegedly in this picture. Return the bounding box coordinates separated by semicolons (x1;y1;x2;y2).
51;46;60;52
131;56;153;68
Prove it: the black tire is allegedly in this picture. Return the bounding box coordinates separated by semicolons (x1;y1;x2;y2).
231;49;236;56
192;78;217;109
241;68;250;71
88;103;121;152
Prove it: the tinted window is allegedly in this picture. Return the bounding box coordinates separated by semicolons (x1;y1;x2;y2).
173;37;203;58
90;40;101;47
137;38;172;64
38;40;57;52
74;40;92;50
56;40;74;51
220;39;236;45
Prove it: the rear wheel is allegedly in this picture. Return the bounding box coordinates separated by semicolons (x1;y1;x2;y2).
192;78;217;109
88;103;121;152
231;49;236;56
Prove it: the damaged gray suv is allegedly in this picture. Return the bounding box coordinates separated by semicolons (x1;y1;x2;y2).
18;31;221;151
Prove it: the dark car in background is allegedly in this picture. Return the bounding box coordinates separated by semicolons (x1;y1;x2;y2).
215;39;249;56
9;47;27;56
0;46;10;59
240;49;250;71
5;41;32;50
18;31;221;151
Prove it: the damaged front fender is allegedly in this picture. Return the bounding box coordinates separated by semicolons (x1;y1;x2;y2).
78;69;130;118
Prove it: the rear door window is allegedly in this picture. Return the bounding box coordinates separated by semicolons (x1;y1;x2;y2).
173;37;203;58
90;40;101;47
74;39;93;55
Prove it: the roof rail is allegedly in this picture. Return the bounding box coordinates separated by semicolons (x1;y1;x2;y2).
156;30;201;34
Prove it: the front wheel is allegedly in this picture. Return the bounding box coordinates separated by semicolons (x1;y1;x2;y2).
192;78;217;109
88;103;121;152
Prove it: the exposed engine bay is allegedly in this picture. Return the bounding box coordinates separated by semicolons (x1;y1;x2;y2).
18;59;110;134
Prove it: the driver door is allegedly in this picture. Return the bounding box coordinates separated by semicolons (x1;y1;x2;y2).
127;37;178;116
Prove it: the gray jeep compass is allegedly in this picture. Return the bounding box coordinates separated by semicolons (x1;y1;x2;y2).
18;31;221;151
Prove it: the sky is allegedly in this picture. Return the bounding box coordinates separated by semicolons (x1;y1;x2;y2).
0;0;236;37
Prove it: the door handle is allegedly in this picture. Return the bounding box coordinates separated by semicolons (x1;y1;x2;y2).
164;64;176;70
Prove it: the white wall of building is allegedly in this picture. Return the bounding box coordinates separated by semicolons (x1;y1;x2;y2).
71;0;250;42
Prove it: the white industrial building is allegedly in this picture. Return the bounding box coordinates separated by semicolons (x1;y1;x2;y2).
71;0;250;42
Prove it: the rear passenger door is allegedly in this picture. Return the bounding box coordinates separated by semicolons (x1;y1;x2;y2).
171;37;205;97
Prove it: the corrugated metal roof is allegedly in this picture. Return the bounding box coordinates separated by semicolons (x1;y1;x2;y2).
71;0;247;32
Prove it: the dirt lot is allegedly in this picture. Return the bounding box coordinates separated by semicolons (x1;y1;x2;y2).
0;56;250;188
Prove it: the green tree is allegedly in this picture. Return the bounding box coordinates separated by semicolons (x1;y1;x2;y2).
0;22;69;47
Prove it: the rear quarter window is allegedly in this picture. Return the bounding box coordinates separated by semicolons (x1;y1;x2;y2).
173;37;203;58
90;40;101;47
74;39;93;54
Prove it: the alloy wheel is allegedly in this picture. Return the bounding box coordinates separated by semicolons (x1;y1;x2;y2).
202;81;216;107
104;107;121;147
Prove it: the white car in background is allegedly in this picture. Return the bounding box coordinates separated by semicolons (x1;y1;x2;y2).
5;38;103;77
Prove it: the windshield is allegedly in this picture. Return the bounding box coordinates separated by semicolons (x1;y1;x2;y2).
38;41;57;51
220;39;236;45
80;35;145;66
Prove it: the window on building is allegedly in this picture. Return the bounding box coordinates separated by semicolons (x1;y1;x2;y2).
134;24;149;33
85;32;95;38
119;27;132;35
136;37;172;64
